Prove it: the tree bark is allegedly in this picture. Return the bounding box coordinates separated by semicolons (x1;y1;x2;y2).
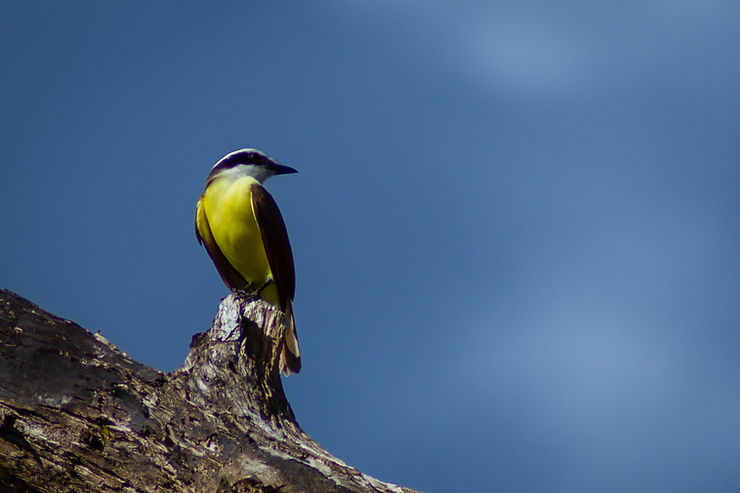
0;289;419;493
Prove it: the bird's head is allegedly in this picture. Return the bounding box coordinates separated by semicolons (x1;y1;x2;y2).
207;148;297;185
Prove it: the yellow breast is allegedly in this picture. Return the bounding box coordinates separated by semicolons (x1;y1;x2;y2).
201;175;273;288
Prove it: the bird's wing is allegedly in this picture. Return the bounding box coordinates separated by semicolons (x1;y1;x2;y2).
195;195;248;291
250;184;295;309
252;184;301;375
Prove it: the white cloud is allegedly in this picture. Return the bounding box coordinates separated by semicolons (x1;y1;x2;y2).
454;205;739;437
458;15;586;96
333;0;739;98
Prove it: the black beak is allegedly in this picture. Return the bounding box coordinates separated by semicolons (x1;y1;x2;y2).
272;162;298;175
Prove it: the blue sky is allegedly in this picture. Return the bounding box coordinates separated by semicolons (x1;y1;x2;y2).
2;2;739;492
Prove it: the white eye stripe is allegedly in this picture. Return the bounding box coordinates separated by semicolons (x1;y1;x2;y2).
206;148;278;186
211;148;272;171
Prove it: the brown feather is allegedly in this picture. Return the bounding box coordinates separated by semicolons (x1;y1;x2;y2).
251;185;296;309
252;185;301;374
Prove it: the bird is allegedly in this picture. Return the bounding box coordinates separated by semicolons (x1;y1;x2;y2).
195;148;301;375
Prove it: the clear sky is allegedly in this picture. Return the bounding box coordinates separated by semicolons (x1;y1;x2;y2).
2;2;739;492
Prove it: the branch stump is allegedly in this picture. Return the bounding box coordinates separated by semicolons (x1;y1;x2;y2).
0;289;419;493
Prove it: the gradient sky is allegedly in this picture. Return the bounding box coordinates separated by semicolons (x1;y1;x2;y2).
2;2;739;492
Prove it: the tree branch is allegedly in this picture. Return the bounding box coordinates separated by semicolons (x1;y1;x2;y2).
0;289;419;493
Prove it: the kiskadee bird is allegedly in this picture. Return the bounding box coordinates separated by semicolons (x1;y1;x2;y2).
195;148;301;375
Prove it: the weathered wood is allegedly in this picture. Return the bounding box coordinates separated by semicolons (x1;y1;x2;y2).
0;289;419;493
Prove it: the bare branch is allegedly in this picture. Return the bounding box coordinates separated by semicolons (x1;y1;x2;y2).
0;290;419;493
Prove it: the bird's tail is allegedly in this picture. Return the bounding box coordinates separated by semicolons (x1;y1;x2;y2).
279;305;301;376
